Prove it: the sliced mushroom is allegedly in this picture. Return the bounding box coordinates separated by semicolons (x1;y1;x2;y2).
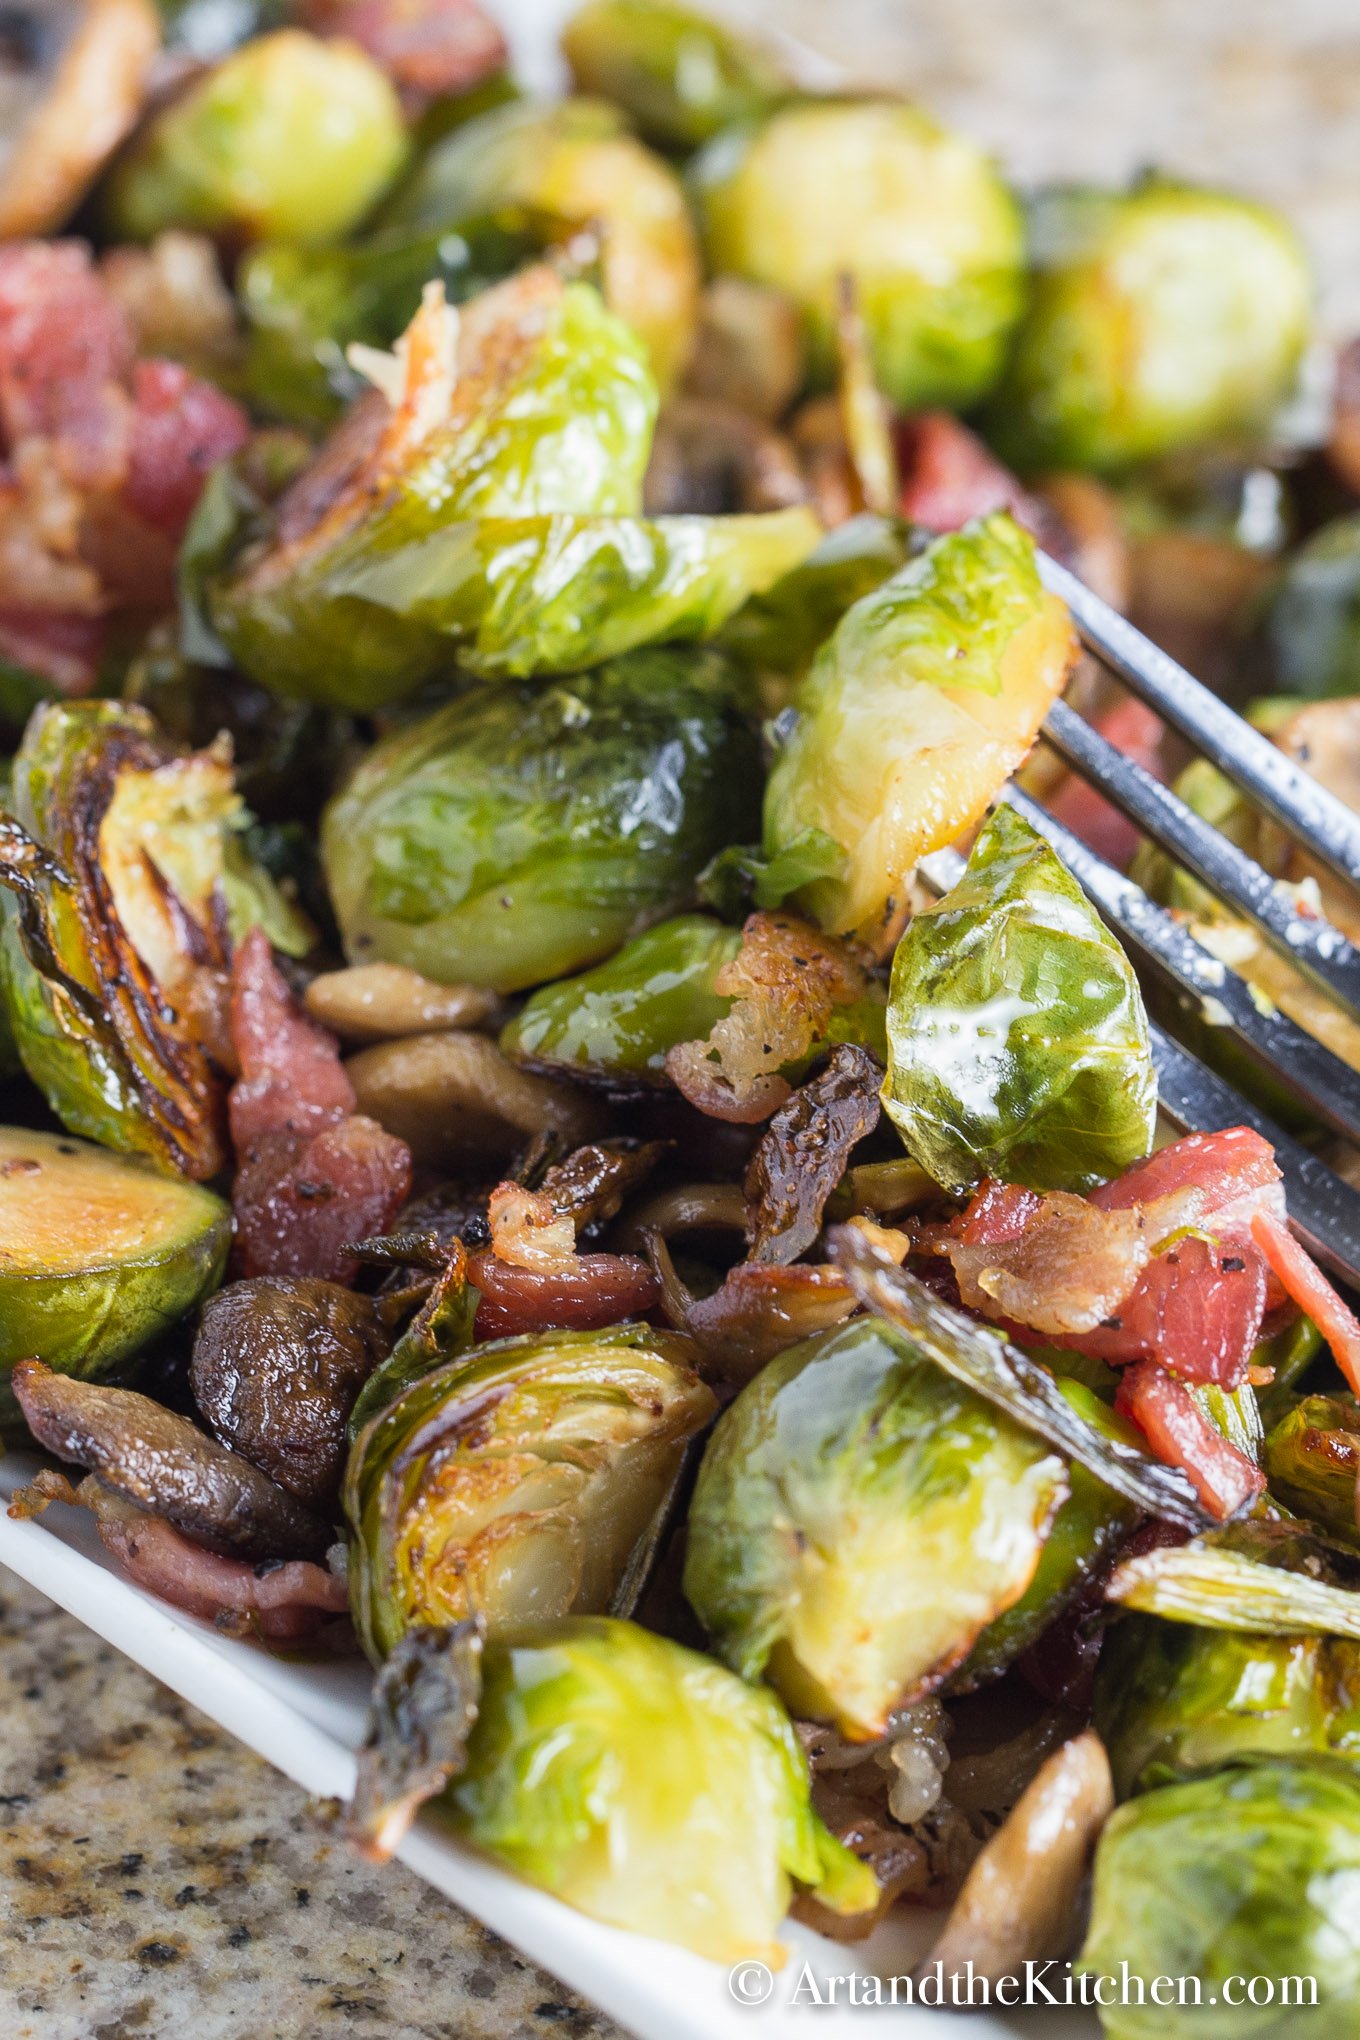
0;0;160;238
304;963;501;1045
919;1729;1114;1986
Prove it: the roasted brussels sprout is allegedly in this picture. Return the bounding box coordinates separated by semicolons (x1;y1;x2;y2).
105;29;410;246
191;1277;389;1510
1096;1613;1360;1800
502;912;739;1081
762;514;1078;947
683;1316;1069;1738
322;650;762;993
561;0;786;152
1079;1762;1360;2038
1247;513;1360;701
0;700;303;1175
882;803;1156;1194
1264;1394;1360;1547
377;95;701;386
212;270;815;709
446;1617;877;1961
0;1126;228;1419
693;97;1025;411
718;512;912;684
345;1326;716;1662
989;176;1313;475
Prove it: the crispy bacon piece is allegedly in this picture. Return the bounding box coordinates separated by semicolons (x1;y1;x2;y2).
666;911;875;1124
1331;336;1360;496
1114;1360;1265;1521
301;0;507;115
943;1188;1152;1339
649;1233;856;1386
468;1248;659;1339
1045;697;1166;872
0;606;104;692
122;359;249;536
229;928;411;1285
896;411;1045;535
0;241;134;478
1251;1211;1360;1397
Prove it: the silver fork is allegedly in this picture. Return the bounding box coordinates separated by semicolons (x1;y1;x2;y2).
919;550;1360;1288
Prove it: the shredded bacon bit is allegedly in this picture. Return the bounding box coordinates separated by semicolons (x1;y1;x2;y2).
1114;1360;1265;1521
468;1250;659;1340
896;410;1051;538
1251;1211;1360;1397
666;912;875;1124
943;1188;1153;1338
300;0;507;117
228;928;411;1284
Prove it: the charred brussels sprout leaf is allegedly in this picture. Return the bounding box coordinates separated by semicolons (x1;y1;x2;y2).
378;95;701;387
345;1327;715;1663
501;912;740;1081
240;210;557;427
693;97;1025;411
1265;1394;1360;1547
762;515;1077;946
1079;1762;1360;2039
0;701;301;1175
322;651;763;993
989;177;1313;475
683;1315;1069;1738
0;1126;228;1421
561;0;787;152
105;30;410;246
882;803;1156;1194
447;1616;877;1961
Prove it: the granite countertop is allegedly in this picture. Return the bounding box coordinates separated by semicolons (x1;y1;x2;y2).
5;2;1360;2035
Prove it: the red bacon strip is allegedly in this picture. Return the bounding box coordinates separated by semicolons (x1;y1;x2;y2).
1114;1360;1265;1521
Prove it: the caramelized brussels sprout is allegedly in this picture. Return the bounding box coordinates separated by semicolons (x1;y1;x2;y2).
502;912;739;1081
0;1126;228;1419
1264;1394;1360;1548
990;177;1313;475
322;650;762;993
447;1617;877;1961
882;804;1156;1194
211;270;815;708
693;97;1025;410
1079;1762;1360;2038
105;29;409;246
718;512;912;683
345;1326;716;1662
378;95;701;386
684;1316;1069;1738
1096;1612;1360;1800
0;700;303;1175
561;0;786;151
762;514;1078;947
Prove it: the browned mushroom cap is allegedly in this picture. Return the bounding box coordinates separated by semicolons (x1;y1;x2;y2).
190;1278;390;1513
0;0;161;239
11;1358;331;1562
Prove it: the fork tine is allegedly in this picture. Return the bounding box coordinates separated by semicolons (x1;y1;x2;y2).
1043;696;1360;1024
1038;549;1360;894
918;843;1360;1288
999;781;1360;1151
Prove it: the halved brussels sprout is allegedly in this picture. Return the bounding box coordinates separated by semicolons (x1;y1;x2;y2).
105;29;410;246
322;650;762;993
447;1616;877;1962
718;512;912;685
1264;1395;1360;1548
378;95;701;387
693;97;1025;410
989;177;1313;475
1096;1612;1360;1800
345;1326;716;1662
882;803;1156;1194
683;1315;1069;1738
211;270;816;709
762;514;1078;947
1079;1762;1360;2039
0;1126;228;1419
0;700;304;1175
502;912;739;1081
959;1379;1141;1689
561;0;787;152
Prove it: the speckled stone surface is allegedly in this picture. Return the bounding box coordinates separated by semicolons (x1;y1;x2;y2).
5;3;1360;2034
